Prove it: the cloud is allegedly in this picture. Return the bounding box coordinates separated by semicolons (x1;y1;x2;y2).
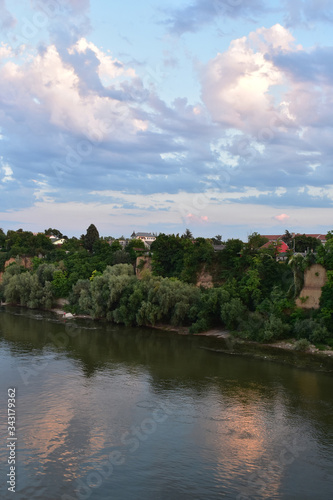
165;0;266;35
1;12;333;239
1;195;333;239
1;161;14;183
201;24;298;134
283;0;333;27
0;0;16;31
274;213;290;221
186;213;209;224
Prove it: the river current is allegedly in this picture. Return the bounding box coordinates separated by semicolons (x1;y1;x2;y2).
0;306;332;499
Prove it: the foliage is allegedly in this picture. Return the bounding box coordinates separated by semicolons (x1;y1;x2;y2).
84;224;100;252
294;234;321;253
294;339;311;351
181;228;193;239
5;230;54;257
293;318;330;343
282;230;294;249
0;264;54;309
1;225;333;346
221;297;247;330
247;232;269;250
44;228;65;239
125;239;145;262
150;233;185;278
181;237;214;283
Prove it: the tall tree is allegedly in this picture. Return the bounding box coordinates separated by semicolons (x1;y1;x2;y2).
182;228;193;239
84;224;99;252
211;234;222;245
247;232;268;250
44;228;64;239
282;229;294;249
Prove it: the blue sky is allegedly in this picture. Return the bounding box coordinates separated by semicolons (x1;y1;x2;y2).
1;0;333;239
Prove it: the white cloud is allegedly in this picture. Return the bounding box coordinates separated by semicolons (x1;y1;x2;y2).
1;160;14;182
0;43;148;142
201;24;300;135
69;38;136;84
1;195;333;238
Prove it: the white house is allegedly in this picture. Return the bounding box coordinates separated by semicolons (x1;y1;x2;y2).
131;232;156;248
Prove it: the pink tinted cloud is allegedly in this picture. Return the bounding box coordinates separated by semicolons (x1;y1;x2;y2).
274;213;290;221
186;213;209;223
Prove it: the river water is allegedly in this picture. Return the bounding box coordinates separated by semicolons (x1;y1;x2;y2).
0;306;332;500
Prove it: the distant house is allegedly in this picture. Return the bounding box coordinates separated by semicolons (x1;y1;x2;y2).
212;244;226;252
52;238;66;246
131;232;156;248
305;234;327;245
118;239;127;248
47;235;65;246
261;233;327;246
261;239;289;254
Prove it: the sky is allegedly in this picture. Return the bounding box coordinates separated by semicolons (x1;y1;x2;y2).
0;0;333;240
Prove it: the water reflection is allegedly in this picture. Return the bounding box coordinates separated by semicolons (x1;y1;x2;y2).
0;306;332;500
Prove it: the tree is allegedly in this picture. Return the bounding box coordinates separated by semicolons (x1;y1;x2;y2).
150;234;185;278
0;228;5;249
44;228;64;239
84;224;99;252
294;234;321;253
125;238;145;262
282;230;293;249
181;228;193;239
288;254;306;298
247;232;268;250
211;235;222;245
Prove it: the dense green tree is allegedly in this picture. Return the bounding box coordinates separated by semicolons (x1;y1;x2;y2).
181;228;193;239
44;228;65;239
151;234;185;278
282;229;294;249
84;224;99;252
125;238;145;262
294;234;321;252
1;265;54;309
0;228;6;249
181;237;214;283
247;232;268;250
211;235;222;245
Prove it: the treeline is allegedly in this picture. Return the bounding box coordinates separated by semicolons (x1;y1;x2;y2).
1;261;332;347
1;226;333;347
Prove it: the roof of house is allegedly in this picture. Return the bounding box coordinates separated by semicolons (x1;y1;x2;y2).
134;232;156;238
261;235;284;241
261;240;289;253
304;234;326;240
262;233;327;242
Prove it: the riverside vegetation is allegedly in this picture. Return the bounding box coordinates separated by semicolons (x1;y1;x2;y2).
1;226;333;350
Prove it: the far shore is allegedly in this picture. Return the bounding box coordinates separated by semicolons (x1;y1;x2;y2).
1;301;333;359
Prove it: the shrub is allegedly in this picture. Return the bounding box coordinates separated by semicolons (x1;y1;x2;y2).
294;338;311;351
293;318;330;343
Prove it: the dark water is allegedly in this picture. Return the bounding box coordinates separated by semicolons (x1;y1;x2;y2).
0;307;332;500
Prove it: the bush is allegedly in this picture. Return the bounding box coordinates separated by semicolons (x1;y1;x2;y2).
294;339;311;351
293;318;330;343
261;314;291;342
221;297;247;330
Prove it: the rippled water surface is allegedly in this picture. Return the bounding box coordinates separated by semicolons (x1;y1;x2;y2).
0;306;332;499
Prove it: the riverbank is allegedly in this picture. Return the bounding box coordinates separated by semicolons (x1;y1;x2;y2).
49;305;333;360
194;328;333;358
1;301;333;361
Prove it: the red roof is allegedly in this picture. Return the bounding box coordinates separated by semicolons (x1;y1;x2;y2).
261;240;289;253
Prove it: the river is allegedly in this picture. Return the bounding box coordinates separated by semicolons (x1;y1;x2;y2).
0;306;332;499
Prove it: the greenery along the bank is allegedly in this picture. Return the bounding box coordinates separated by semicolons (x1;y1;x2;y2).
0;226;333;345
